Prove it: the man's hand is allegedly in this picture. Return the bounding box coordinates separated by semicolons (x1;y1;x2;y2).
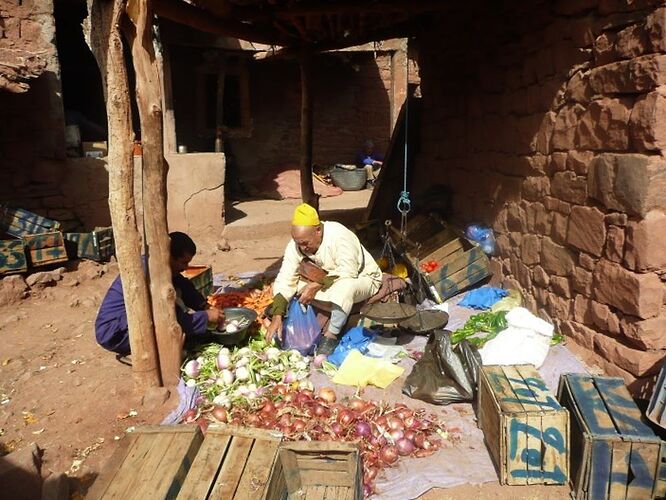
298;282;322;305
206;308;225;329
266;314;283;342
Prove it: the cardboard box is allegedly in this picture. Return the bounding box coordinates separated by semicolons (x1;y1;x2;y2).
478;364;569;485
558;374;663;499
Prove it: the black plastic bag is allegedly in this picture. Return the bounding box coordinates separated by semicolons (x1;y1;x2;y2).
402;329;482;405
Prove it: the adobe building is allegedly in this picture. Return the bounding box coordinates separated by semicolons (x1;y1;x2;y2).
1;0;665;394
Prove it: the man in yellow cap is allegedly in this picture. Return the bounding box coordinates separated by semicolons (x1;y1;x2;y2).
266;203;382;355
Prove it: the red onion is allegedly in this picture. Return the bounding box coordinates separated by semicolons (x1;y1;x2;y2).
278;414;292;427
318;387;336;403
396;438;415;456
338;410;355;426
293;419;306;432
261;401;276;414
396;408;413;420
379;445;398;464
330;423;344;436
349;398;366;412
413;433;426;449
375;416;388;428
274;401;285;410
211;406;228;423
295;392;311;405
387;416;404;430
284;393;295;403
312;404;328;418
369;435;386;448
182;409;197;423
403;430;416;443
364;466;379;482
363;484;373;497
355;421;372;438
389;428;404;442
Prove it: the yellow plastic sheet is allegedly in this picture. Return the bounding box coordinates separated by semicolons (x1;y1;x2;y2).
331;350;404;389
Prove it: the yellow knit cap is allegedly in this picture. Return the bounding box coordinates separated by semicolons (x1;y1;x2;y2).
292;203;320;226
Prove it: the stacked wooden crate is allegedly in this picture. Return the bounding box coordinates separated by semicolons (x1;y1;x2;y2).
477;364;569;485
64;226;115;262
181;265;214;298
558;374;665;499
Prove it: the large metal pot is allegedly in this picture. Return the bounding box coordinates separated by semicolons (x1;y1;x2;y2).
210;307;258;345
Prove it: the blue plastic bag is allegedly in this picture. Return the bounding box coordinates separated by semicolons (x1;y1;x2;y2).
281;299;321;355
327;327;377;368
465;224;497;255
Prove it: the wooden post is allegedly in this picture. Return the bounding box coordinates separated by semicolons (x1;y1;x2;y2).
86;0;161;388
130;0;183;386
299;49;319;210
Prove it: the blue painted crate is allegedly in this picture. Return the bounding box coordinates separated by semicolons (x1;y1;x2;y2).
0;205;61;237
0;238;27;275
557;374;663;499
478;365;569;485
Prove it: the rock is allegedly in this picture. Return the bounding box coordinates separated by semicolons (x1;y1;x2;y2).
526;202;551;234
624;210;666;272
0;275;28;306
546;292;572;320
217;238;231;252
579;252;597;271
520;234;541;265
589;54;666;93
523;176;551;201
605;225;625;263
574;294;595;324
567;150;594;175
604;212;628;226
0;443;43;500
593;259;662;318
573;266;593;296
593;32;617;66
621;313;666;350
514;259;532;290
551;212;569;244
615;24;651;59
552;171;588;204
61;276;79;287
533;265;550;287
560;320;597;350
550;152;568;173
506;203;527;232
589;300;621;335
78;260;105;281
629;90;666;152
567;205;606;256
594;332;665;377
565;71;592;104
141;387;171;407
552;104;585;150
588;153;666;217
541;237;575;276
551;276;573;298
26;271;62;288
647;7;666;52
575;97;631;151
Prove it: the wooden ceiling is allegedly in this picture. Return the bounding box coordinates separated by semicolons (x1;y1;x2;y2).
153;0;447;51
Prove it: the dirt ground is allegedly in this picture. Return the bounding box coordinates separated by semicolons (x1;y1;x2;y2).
0;232;569;499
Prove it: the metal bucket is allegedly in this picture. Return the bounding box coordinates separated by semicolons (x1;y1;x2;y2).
330;168;367;191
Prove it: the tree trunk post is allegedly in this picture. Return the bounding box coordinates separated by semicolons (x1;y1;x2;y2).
130;0;184;386
86;0;161;388
299;48;319;210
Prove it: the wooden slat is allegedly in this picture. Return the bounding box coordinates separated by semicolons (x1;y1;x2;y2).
541;412;569;485
84;435;139;500
515;365;562;411
306;485;327;499
477;372;502;473
176;434;231;500
128;432;179;497
234;438;280;498
209;436;253;498
505;416;529;485
301;469;353;487
564;375;617;436
503;366;539;412
525;413;543;485
264;449;286;500
590;439;612;500
609;440;630;500
627;442;660;500
422;237;463;265
435;260;490;300
481;366;525;414
595;377;657;439
279;448;302;494
428;245;481;282
295;457;349;471
101;433;160;498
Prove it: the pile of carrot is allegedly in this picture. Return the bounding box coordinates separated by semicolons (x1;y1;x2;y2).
207;283;274;317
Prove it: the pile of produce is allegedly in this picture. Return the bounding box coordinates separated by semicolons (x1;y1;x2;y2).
207;283;274;317
196;387;451;497
419;260;440;273
182;339;311;408
450;310;508;347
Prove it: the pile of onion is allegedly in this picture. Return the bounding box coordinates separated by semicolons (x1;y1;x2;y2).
197;385;450;497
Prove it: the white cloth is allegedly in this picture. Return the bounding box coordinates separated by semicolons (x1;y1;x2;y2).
273;221;382;315
479;307;554;368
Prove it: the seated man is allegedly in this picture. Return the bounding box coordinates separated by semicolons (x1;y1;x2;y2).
95;232;221;355
266;204;382;355
355;139;384;186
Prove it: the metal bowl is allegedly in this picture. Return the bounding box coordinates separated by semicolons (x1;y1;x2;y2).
210;307;258;345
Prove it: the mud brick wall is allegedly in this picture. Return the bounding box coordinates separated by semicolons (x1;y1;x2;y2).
415;0;666;395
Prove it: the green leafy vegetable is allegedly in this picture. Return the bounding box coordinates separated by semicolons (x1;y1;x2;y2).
450;310;508;348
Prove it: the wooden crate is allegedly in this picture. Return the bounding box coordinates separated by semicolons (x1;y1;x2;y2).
86;425;204;500
177;427;282;500
23;231;68;267
478;365;569;485
557;374;663;500
390;214;490;302
0;205;61;238
181;265;213;298
64;226;115;261
0;238;27;274
266;441;363;499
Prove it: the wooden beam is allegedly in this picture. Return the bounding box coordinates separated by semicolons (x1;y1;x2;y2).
274;0;447;17
130;0;184;386
153;0;292;46
86;0;161;388
299;49;318;210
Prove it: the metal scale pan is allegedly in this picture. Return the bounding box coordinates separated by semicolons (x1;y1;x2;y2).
399;310;449;334
360;302;417;324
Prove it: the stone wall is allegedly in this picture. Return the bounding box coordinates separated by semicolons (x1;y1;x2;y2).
415;0;666;395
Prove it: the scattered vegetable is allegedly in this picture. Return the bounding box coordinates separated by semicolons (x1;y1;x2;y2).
419;260;439;273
